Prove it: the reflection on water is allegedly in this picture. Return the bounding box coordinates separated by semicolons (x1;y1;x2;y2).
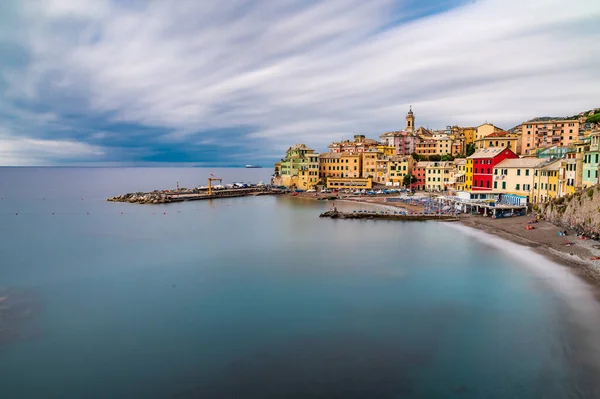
0;287;41;346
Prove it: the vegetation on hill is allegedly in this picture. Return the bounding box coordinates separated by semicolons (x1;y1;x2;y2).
586;112;600;124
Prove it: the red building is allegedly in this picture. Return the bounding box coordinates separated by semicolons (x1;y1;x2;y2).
468;147;517;190
412;161;429;190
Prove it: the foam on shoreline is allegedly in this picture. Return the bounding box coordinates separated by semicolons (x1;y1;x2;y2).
445;222;600;372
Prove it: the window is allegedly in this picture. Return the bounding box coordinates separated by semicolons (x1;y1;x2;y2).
502;182;506;189
534;183;537;189
516;184;520;190
517;169;521;176
494;169;497;175
525;169;529;176
494;181;497;189
487;181;491;188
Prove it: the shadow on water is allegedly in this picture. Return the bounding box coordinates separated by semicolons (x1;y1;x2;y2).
171;305;473;399
0;287;43;347
172;333;418;399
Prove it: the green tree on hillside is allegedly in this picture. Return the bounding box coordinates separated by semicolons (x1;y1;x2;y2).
466;143;476;156
411;152;426;162
441;154;454;161
428;154;442;162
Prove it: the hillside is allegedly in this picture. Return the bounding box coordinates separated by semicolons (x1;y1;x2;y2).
508;107;600;132
539;187;600;238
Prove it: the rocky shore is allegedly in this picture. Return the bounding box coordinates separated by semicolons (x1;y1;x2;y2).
319;209;459;221
108;191;173;204
108;187;285;204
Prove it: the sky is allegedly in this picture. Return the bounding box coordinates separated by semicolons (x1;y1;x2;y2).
0;0;599;166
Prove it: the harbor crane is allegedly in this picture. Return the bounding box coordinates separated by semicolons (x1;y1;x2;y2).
207;175;222;196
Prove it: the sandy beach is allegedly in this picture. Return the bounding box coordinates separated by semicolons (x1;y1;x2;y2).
459;215;600;289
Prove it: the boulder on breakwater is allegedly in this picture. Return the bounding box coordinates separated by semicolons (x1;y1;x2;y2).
107;192;172;204
319;210;459;221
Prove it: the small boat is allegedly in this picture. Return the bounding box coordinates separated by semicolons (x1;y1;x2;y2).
245;165;263;168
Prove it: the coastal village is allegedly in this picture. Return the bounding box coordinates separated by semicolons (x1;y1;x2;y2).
272;107;600;216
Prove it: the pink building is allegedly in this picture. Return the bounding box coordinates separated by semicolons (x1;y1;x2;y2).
380;131;418;156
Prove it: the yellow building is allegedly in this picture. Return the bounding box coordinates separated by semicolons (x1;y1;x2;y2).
460;127;477;145
376;145;396;157
491;158;545;200
475;132;522;155
387;156;415;186
415;137;455;156
475;123;503;141
532;159;562;203
455;159;467;191
297;153;320;190
464;158;473;191
326;177;372;190
375;156;389;184
319;152;362;180
425;161;454;191
362;148;383;182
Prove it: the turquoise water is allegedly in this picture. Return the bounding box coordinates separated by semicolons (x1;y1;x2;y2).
1;168;600;398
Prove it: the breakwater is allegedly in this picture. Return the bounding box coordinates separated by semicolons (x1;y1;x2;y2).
108;187;285;204
319;210;459;221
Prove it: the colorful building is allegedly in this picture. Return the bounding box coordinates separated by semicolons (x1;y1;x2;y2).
464;158;473;191
326;177;372;190
319;152;362;180
455;159;467;191
361;148;383;182
468;147;518;190
475;131;521;155
387;156;415;186
412;161;429;190
492;158;545;201
533;159;563;203
415;136;456;157
564;155;577;195
277;144;316;187
379;131;418;156
425;161;454;192
296;153;320;190
328;135;380;153
475;123;503;141
521;119;580;155
376;144;397;157
583;132;600;188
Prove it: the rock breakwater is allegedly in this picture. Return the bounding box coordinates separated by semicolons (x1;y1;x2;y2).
319;210;459;221
108;192;173;204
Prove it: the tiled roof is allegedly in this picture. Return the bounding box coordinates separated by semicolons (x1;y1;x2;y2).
494;158;545;168
468;147;512;159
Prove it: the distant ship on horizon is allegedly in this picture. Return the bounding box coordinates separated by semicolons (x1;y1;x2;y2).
245;165;263;168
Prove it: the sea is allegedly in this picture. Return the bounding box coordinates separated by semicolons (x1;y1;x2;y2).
1;167;600;398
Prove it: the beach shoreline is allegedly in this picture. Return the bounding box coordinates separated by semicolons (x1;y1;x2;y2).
302;194;600;291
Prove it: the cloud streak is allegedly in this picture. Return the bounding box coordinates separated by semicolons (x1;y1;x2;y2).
0;0;599;165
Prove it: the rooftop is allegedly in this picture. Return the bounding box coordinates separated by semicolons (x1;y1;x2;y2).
494;158;546;169
480;131;517;139
468;147;513;159
289;144;314;151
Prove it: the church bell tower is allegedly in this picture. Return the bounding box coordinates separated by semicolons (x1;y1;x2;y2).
405;106;414;133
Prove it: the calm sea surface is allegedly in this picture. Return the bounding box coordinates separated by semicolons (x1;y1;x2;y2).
1;167;600;398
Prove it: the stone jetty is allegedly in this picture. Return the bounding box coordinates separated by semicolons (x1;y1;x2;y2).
108;187;286;205
319;210;459;222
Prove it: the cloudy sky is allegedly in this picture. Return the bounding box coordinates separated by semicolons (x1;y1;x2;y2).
0;0;599;166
